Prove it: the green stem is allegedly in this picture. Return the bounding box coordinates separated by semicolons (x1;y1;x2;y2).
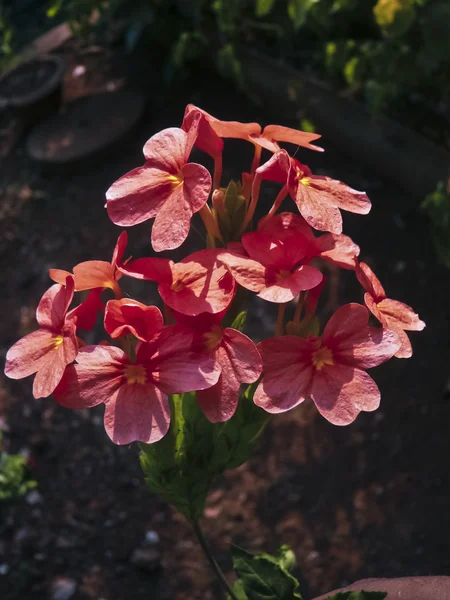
192;520;239;600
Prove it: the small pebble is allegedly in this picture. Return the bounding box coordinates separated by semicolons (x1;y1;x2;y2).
51;576;77;600
129;547;161;572
145;530;160;544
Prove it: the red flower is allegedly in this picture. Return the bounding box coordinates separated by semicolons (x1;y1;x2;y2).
182;104;261;157
104;299;163;342
49;232;128;297
218;228;323;303
259;212;360;270
5;278;78;398
250;124;323;153
54;327;221;445
356;261;425;358
106;115;212;252
254;304;400;425
119;249;236;316
173;312;262;422
68;289;105;331
257;151;371;234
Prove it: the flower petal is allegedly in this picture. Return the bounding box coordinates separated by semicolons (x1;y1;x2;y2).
118;257;173;284
54;345;127;409
104;299;163;342
151;182;192;252
104;384;170;445
138;325;221;393
377;298;425;331
256;150;290;184
241;229;309;271
323;304;400;368
106;166;172;226
356;262;386;301
198;328;262;423
392;326;413;359
311;365;380;425
216;251;266;293
262;124;323;152
5;329;62;380
32;333;78;398
292;175;343;234
36;279;74;330
258;265;323;303
72;261;116;292
159;250;236;315
68;289;105;331
254;337;314;413
111;231;128;269
143;127;192;172
315;233;360;270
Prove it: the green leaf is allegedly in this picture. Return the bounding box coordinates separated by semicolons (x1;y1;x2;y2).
0;442;37;503
230;311;247;332
325;592;387;599
373;0;416;37
140;388;268;521
256;0;276;18
231;545;302;600
47;0;63;18
288;0;320;29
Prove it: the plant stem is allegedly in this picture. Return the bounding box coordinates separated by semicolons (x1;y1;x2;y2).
276;302;287;336
192;520;239;600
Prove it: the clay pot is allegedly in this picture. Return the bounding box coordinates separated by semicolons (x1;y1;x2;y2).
0;54;64;126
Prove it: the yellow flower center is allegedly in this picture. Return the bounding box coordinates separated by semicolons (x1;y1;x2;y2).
203;325;223;352
123;364;147;385
53;335;64;349
311;346;334;371
167;171;184;187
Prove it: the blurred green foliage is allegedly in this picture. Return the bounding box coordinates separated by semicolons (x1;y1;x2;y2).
0;434;37;503
2;0;449;144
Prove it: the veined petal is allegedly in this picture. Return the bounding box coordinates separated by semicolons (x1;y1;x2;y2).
256;150;290;184
106;166;172;226
258;265;323;303
143;126;192;172
322;303;370;345
315;233;360;270
292;175;343;234
182;105;224;158
356;262;386;301
391;326;413;359
104;384;170;445
195;326;262;424
138;326;221;393
67;289;105;331
32;332;78;398
262;125;323;152
118;257;173;284
254;337;314;413
324;304;400;368
311;365;380;425
182;162;212;213
111;231;128;269
72;261;116;291
159;249;235;315
36;279;74;330
310;176;371;215
377;298;425;331
241;229;309;271
5;329;63;379
104;299;163;342
54;345;127;409
216;251;266;293
334;326;400;369
151;183;192;252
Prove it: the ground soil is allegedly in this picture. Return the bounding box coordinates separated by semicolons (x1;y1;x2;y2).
0;40;449;600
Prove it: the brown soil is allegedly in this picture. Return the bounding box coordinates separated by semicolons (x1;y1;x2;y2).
0;41;449;600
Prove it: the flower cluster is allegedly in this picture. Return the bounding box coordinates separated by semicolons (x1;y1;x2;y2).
5;105;425;444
